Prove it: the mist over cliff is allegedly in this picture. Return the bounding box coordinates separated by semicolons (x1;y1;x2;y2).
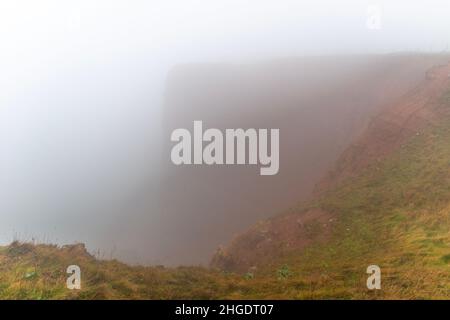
2;1;450;266
159;54;450;265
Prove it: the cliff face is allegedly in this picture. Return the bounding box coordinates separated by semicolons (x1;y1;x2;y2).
315;62;450;194
210;61;450;273
3;59;450;300
159;54;450;266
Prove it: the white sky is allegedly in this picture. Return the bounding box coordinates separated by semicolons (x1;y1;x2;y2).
1;0;450;102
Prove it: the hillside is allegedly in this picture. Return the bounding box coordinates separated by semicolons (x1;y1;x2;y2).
159;54;450;266
210;61;450;274
2;62;450;299
209;62;450;298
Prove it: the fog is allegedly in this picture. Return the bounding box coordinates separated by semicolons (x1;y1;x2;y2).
1;0;450;265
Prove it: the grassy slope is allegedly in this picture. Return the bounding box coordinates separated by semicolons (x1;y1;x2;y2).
267;89;450;299
1;91;450;300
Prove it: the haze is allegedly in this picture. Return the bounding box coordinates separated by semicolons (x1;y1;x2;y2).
1;0;450;264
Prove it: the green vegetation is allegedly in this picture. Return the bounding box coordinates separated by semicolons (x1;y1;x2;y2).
1;91;450;299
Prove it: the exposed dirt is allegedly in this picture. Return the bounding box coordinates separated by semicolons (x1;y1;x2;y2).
315;62;450;194
161;54;450;266
210;208;335;273
210;61;450;272
61;243;95;260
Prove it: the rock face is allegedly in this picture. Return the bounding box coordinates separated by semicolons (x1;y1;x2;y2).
210;60;450;272
316;62;450;193
159;54;450;266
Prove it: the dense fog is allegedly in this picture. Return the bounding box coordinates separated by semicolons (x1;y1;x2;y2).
1;0;450;264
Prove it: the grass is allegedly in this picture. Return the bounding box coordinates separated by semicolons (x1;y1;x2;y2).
1;91;450;299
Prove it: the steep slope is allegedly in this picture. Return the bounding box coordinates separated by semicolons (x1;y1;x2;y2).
159;54;450;265
4;90;450;299
211;61;450;285
2;61;450;300
316;63;450;193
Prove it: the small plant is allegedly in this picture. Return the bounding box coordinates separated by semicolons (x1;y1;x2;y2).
24;270;37;280
277;265;292;280
441;254;450;264
244;272;254;280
